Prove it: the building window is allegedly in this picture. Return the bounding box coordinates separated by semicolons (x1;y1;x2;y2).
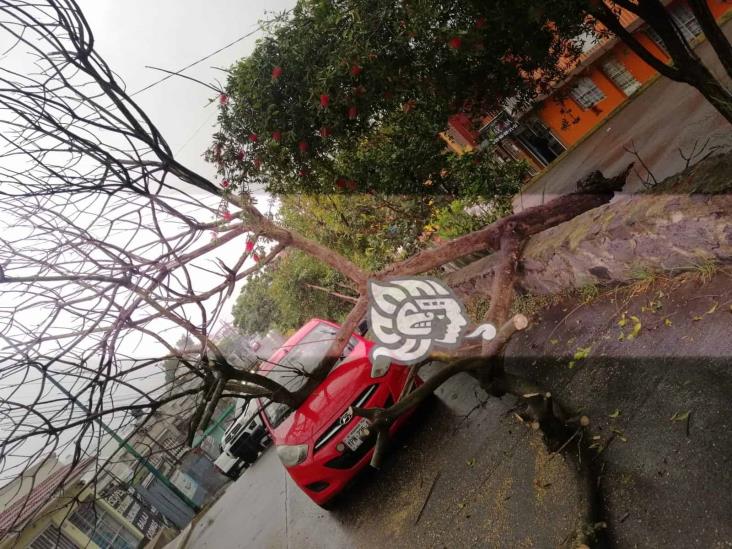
670;2;702;41
29;525;78;549
645;2;702;50
602;59;641;96
69;501;138;549
570;77;606;109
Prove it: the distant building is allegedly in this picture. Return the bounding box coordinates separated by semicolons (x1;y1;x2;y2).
0;457;145;549
442;0;732;174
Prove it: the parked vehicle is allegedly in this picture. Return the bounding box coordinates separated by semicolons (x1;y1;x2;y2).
214;402;271;479
257;319;421;507
213;450;247;480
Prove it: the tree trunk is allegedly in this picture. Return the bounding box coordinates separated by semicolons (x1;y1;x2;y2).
687;0;732;81
593;0;732;125
683;60;732;124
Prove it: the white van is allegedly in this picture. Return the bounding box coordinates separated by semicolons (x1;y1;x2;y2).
214;450;246;480
214;402;271;479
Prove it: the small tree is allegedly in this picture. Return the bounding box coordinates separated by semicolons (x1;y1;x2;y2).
586;0;732;123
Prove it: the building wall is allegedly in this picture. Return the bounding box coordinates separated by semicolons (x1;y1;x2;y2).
538;0;731;148
538;63;629;147
1;484;145;549
613;33;671;84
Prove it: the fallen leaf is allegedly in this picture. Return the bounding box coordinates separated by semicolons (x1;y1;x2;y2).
692;315;703;321
670;410;690;422
609;409;621;418
706;302;718;314
573;346;592;360
466;458;476;467
664;318;672;327
610;428;628;442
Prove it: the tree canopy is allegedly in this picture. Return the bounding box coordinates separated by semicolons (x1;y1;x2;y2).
210;0;588;195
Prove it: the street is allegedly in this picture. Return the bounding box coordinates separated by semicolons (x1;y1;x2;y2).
176;272;732;549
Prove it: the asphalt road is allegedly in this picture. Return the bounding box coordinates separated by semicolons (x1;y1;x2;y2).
515;22;732;211
177;272;732;549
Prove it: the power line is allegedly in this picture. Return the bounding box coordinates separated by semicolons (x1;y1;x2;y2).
129;20;269;98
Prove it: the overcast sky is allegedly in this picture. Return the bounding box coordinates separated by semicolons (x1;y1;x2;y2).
76;0;296;182
0;2;298;473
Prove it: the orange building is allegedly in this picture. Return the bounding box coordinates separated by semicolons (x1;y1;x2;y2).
442;0;732;172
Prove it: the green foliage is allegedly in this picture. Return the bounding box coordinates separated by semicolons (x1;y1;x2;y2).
210;0;586;195
231;269;280;335
232;252;354;335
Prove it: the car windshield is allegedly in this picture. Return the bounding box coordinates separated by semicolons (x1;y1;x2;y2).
262;323;355;428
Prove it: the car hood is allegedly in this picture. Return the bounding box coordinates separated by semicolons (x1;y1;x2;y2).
274;355;373;445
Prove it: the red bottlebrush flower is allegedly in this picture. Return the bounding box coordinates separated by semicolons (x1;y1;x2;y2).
219;93;229;106
272;131;282;142
236;148;246;161
350;64;362;76
347;105;358;119
222;211;233;221
252;253;261;262
249;133;258;143
253;158;262;169
335;177;346;189
245;239;255;252
298;141;309;153
475;17;488;29
402;99;416;113
346;180;357;191
319;126;331;138
320;94;330;108
271;66;283;80
448;36;462;49
221;179;230;188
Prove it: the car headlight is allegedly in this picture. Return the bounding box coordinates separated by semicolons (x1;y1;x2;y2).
276;444;308;467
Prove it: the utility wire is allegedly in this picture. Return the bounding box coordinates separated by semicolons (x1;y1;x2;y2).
129;16;282;98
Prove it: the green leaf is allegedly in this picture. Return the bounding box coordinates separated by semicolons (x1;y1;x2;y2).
670;411;690;422
608;409;621;418
573;346;591;361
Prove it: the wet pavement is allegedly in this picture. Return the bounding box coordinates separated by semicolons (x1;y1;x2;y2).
516;22;732;211
179;272;732;549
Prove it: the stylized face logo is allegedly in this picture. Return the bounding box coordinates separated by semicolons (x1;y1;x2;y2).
367;277;477;367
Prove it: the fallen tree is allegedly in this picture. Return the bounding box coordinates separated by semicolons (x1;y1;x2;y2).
0;1;640;546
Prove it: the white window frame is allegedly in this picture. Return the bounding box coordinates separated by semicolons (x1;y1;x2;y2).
645;2;702;50
670;2;702;42
29;525;78;549
602;58;641;96
570;77;606;109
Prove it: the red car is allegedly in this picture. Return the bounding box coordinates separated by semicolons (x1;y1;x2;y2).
257;319;420;506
